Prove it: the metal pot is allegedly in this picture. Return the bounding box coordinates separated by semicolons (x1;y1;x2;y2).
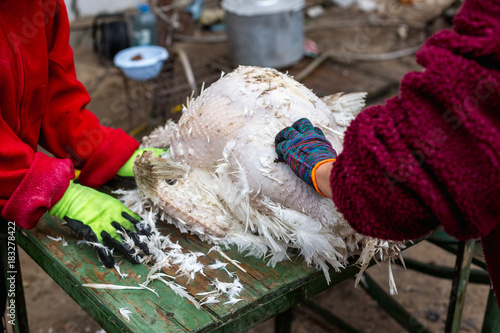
222;0;305;69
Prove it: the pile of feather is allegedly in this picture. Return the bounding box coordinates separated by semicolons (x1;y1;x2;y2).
120;66;404;294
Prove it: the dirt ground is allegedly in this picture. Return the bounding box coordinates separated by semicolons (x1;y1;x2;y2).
11;1;493;332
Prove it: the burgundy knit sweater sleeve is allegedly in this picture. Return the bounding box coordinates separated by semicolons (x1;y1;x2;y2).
330;0;500;242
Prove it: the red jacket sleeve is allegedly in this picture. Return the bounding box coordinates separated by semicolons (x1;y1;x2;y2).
330;0;500;242
39;0;139;188
0;0;138;229
0;110;74;229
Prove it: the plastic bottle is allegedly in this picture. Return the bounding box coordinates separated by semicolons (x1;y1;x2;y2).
131;4;158;46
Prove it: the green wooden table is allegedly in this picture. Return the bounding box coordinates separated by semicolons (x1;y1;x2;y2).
13;179;369;333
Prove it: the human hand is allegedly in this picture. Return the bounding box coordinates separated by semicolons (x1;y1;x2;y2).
49;181;152;267
275;118;337;192
116;148;169;177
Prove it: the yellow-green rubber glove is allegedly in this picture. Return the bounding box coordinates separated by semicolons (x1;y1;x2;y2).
116;148;169;177
49;181;152;268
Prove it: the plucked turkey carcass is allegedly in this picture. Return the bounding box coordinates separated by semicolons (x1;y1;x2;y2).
131;66;403;287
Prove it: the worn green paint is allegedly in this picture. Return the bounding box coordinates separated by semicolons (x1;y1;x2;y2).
209;262;365;333
18;210;371;333
411;237;497;333
15;178;398;332
16;214;217;333
481;286;500;333
446;240;475;333
158;227;270;318
16;226;131;332
397;257;490;285
427;238;487;271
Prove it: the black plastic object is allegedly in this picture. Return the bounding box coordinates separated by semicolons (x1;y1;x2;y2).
92;12;131;66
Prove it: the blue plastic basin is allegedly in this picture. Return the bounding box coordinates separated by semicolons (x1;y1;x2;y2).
113;46;168;81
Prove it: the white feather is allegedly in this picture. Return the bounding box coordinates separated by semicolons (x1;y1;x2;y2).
119;308;133;322
123;66;405;298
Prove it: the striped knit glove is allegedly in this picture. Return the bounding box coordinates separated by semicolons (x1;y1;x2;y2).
275;118;337;194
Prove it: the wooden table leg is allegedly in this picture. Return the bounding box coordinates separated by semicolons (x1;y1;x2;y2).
1;224;29;333
481;285;500;333
445;240;475;333
275;309;293;333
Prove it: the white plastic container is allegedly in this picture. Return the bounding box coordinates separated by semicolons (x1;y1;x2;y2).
222;0;305;69
131;4;158;46
113;45;168;81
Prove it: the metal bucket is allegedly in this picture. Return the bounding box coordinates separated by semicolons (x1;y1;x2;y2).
222;0;305;69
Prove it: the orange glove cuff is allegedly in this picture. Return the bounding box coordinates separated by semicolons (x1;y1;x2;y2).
311;158;336;197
